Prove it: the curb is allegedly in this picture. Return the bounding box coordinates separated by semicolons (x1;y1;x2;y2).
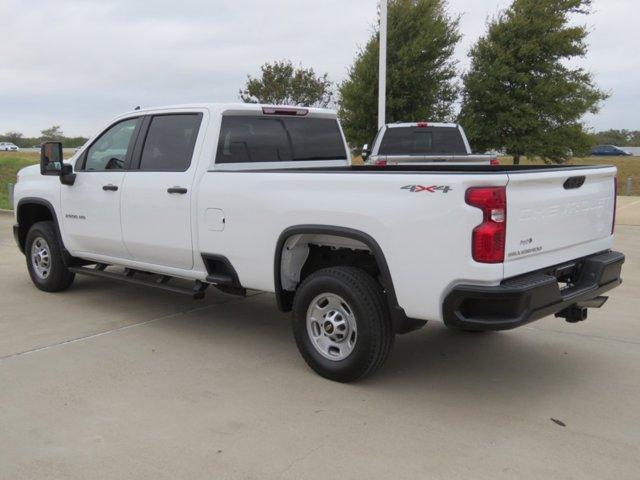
0;209;14;215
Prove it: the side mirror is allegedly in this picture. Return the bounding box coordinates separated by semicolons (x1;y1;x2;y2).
40;142;76;185
60;163;76;186
40;142;63;176
362;144;370;160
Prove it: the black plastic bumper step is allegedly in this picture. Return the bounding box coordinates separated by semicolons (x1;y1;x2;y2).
69;266;208;299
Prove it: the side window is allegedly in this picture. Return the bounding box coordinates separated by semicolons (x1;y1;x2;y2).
84;118;139;171
138;114;202;171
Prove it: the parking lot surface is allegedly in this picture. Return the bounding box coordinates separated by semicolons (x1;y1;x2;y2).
1;210;639;479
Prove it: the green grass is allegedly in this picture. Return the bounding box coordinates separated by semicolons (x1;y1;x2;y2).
1;151;638;210
499;156;640;195
0;152;39;210
0;151;76;210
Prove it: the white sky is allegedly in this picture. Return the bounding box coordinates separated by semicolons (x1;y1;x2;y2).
0;0;637;137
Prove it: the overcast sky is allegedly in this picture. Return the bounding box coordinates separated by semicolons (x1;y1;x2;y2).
0;0;637;137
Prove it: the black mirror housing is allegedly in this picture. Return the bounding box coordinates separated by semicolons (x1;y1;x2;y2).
40;142;63;176
60;163;76;186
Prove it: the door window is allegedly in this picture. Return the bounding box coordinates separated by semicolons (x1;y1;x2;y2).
138;114;202;171
83;118;139;171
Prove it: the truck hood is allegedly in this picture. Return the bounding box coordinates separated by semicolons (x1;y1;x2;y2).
17;164;40;180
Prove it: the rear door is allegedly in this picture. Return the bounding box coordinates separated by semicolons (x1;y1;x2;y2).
504;167;617;278
120;112;204;269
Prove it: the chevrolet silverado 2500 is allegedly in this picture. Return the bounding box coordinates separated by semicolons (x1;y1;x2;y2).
13;103;624;382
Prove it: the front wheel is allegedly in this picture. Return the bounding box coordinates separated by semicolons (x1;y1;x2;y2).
25;221;75;292
292;267;394;383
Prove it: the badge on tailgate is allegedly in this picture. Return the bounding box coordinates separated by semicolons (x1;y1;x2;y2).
401;185;452;194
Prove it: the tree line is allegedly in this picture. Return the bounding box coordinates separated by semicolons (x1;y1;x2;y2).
3;1;624;162
240;0;615;164
0;126;88;149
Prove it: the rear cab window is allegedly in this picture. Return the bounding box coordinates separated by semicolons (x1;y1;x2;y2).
378;126;467;156
215;114;348;166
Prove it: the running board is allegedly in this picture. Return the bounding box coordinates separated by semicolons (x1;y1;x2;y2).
69;265;209;299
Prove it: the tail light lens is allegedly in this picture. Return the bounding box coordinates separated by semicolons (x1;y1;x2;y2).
612;177;617;235
466;187;507;263
374;160;388;166
490;157;500;166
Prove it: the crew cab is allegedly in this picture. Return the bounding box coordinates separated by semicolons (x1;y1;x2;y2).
12;103;624;382
362;122;497;166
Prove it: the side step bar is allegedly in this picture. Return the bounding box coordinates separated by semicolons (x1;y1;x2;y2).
69;265;209;299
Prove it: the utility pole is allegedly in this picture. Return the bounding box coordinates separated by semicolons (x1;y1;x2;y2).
378;0;388;130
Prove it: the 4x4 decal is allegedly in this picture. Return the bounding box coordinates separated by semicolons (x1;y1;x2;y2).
402;185;452;194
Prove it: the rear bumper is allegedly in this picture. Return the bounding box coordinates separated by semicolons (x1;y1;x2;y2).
443;251;625;331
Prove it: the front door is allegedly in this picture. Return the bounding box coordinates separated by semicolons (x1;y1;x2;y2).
121;113;204;270
61;117;141;259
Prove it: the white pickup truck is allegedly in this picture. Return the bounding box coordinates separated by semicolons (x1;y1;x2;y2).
362;122;497;166
13;103;624;382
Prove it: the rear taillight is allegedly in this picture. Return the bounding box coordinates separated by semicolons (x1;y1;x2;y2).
466;187;507;263
612;177;617;235
490;157;500;166
374;160;388;166
417;121;429;128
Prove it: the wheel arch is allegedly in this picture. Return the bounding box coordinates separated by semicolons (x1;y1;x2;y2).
274;225;425;334
16;198;71;264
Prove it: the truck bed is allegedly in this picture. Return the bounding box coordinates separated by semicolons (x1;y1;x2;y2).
216;164;613;174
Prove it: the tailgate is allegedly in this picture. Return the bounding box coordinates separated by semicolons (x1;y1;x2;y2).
504;166;616;278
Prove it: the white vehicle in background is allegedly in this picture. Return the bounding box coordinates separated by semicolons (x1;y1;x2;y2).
12;103;624;382
362;122;498;166
0;142;20;151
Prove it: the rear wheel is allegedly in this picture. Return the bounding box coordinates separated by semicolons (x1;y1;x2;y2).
25;221;75;292
292;267;394;383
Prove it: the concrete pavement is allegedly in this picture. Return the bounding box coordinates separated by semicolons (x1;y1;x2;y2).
0;210;639;479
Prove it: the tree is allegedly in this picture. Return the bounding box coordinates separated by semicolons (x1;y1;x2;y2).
590;129;640;147
339;0;461;150
459;0;608;164
40;126;64;141
3;131;24;144
240;60;333;108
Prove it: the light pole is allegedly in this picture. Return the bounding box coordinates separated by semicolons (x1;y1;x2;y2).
378;0;388;130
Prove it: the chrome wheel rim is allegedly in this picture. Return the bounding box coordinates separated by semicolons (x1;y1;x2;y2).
306;293;357;361
31;237;51;280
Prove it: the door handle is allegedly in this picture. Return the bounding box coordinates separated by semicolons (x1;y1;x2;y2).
103;184;119;192
167;187;188;195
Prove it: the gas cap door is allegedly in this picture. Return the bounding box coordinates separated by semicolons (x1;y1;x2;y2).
205;208;226;232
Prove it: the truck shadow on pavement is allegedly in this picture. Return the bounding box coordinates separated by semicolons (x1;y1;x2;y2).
101;282;595;403
27;274;598;407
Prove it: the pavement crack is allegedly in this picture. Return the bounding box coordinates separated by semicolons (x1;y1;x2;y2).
523;324;640;347
278;444;323;479
0;292;265;363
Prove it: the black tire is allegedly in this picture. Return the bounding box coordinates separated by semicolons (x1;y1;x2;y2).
25;221;75;292
292;267;394;383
